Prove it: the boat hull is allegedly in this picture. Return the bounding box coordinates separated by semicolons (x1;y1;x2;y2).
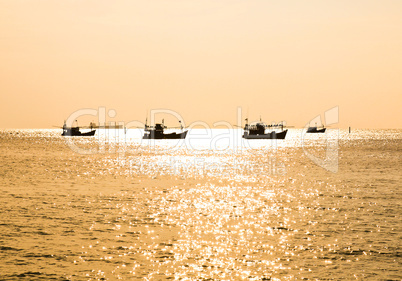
307;127;326;133
62;130;96;136
143;130;188;139
243;129;287;139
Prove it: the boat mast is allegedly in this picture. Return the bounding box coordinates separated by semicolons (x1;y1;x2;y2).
145;117;148;131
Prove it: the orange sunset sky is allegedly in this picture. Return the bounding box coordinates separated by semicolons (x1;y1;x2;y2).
0;0;401;129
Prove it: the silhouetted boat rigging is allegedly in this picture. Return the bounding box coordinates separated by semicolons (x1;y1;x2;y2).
143;119;188;139
89;123;123;129
61;121;96;136
307;123;326;133
243;118;288;139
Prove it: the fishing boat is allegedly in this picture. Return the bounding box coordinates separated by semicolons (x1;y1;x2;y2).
306;123;326;133
61;121;96;136
243;118;288;139
143;119;187;139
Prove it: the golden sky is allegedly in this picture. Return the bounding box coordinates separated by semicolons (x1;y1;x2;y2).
0;0;401;128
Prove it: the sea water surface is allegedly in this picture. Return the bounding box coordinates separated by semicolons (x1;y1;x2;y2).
0;128;401;280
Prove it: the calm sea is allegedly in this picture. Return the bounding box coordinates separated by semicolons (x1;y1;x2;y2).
0;128;400;280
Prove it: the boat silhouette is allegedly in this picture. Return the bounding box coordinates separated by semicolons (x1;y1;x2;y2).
243;118;288;139
61;121;96;136
143;119;187;139
307;123;326;133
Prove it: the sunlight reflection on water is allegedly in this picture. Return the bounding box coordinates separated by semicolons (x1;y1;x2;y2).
0;129;400;280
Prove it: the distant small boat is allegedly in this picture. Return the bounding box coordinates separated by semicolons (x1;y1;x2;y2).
243;118;288;139
143;119;187;139
306;123;326;133
61;122;96;136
